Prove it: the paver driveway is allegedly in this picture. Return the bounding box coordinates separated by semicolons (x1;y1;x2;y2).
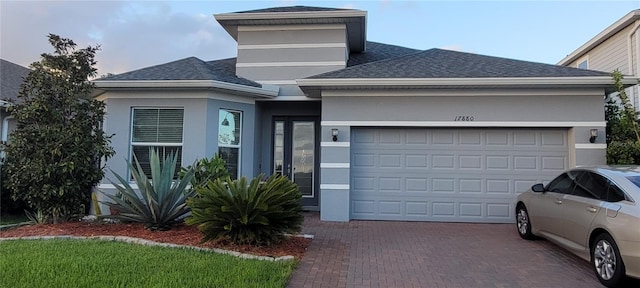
288;212;639;288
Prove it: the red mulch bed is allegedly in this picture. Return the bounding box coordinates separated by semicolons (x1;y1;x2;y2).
0;221;311;260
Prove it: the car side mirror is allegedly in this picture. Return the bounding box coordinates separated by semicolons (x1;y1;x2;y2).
531;183;545;193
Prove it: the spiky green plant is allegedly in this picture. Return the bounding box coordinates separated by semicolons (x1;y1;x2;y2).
186;174;303;246
102;149;195;231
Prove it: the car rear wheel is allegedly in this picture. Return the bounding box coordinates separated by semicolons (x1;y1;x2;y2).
592;233;626;287
516;204;534;240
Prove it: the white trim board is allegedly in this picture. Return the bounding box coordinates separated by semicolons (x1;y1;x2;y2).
320;163;350;168
321;142;350;147
575;143;607;149
321;121;606;127
320;184;350;190
236;61;345;68
238;43;346;49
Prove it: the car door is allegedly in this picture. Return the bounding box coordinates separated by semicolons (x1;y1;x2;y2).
529;172;575;237
559;171;605;253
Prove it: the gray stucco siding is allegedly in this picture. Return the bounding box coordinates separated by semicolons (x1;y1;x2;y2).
320;146;350;163
237;27;347;46
238;47;347;63
321;91;605;123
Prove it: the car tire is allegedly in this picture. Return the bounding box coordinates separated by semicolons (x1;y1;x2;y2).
592;233;626;288
516;204;534;240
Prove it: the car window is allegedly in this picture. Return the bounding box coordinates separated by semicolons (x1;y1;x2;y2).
626;176;640;190
606;181;626;202
545;173;575;194
571;171;606;200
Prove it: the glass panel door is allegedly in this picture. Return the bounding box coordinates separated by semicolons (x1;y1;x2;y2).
273;121;285;176
292;121;314;197
272;117;318;207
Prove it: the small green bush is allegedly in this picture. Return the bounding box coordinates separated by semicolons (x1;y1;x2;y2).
607;140;640;164
102;149;195;230
186;174;303;246
179;154;229;189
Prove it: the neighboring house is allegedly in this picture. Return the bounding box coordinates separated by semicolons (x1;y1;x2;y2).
0;59;30;150
558;10;640;107
94;6;635;223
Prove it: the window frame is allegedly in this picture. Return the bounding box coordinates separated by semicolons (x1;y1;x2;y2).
129;107;185;179
577;56;589;69
218;108;242;179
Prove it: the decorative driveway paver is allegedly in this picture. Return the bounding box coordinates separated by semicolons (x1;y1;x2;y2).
288;212;640;288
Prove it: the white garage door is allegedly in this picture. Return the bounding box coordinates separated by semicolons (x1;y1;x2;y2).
350;128;568;223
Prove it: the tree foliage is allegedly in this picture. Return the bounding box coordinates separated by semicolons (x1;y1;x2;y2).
3;34;114;222
606;70;640;164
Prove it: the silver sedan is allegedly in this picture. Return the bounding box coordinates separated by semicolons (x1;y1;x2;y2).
516;166;640;287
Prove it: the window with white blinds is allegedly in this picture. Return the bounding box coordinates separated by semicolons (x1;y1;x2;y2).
131;108;184;177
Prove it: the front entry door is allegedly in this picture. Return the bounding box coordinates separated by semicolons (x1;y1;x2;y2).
273;117;319;208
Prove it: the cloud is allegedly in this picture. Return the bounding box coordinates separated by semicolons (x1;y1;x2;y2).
0;1;237;76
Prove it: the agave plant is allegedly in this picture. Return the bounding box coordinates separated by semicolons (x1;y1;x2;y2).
186;173;303;246
102;149;195;231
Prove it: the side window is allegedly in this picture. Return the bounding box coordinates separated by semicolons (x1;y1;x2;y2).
606;181;626;202
545;173;574;194
572;171;607;200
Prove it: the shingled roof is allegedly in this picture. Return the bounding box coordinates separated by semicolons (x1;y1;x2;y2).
311;48;612;79
1;59;30;102
97;57;261;87
96;42;418;85
348;42;420;67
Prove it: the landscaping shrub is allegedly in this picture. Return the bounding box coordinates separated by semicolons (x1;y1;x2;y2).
179;154;230;189
102;149;195;231
186;174;303;246
607;140;640;164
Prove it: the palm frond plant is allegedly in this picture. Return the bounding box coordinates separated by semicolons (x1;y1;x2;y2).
102;149;195;231
186;173;303;246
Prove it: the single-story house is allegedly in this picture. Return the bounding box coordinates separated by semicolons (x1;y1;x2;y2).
93;6;636;223
0;59;30;154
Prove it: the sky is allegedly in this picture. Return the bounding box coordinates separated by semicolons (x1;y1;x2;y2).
1;0;640;77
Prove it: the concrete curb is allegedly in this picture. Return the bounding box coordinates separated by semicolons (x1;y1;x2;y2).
0;235;297;262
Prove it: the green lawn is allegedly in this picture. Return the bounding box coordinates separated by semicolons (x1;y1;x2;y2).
0;213;28;225
0;239;296;288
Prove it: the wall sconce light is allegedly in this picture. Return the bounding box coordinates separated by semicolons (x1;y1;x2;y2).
331;128;339;142
589;129;598;143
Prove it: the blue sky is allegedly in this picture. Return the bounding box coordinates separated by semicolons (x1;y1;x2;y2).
1;0;639;76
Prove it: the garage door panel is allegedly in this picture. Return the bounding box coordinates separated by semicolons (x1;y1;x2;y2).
350;128;568;223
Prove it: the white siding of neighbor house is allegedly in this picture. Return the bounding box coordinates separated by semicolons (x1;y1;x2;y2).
566;23;640;107
569;23;633;73
235;24;348;91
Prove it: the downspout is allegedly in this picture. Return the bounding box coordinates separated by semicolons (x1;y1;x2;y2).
627;21;640;107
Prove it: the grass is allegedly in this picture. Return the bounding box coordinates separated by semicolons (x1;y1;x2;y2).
0;213;28;225
0;239;297;288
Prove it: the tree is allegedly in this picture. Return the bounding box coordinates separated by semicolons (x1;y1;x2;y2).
605;70;640;164
3;34;114;223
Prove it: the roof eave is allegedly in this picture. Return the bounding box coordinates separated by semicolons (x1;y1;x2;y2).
558;10;640;65
297;77;636;97
92;80;279;98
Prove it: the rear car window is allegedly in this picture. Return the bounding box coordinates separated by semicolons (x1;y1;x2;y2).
626;176;640;189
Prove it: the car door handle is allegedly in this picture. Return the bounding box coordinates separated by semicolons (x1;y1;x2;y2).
587;207;598;213
555;199;562;205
